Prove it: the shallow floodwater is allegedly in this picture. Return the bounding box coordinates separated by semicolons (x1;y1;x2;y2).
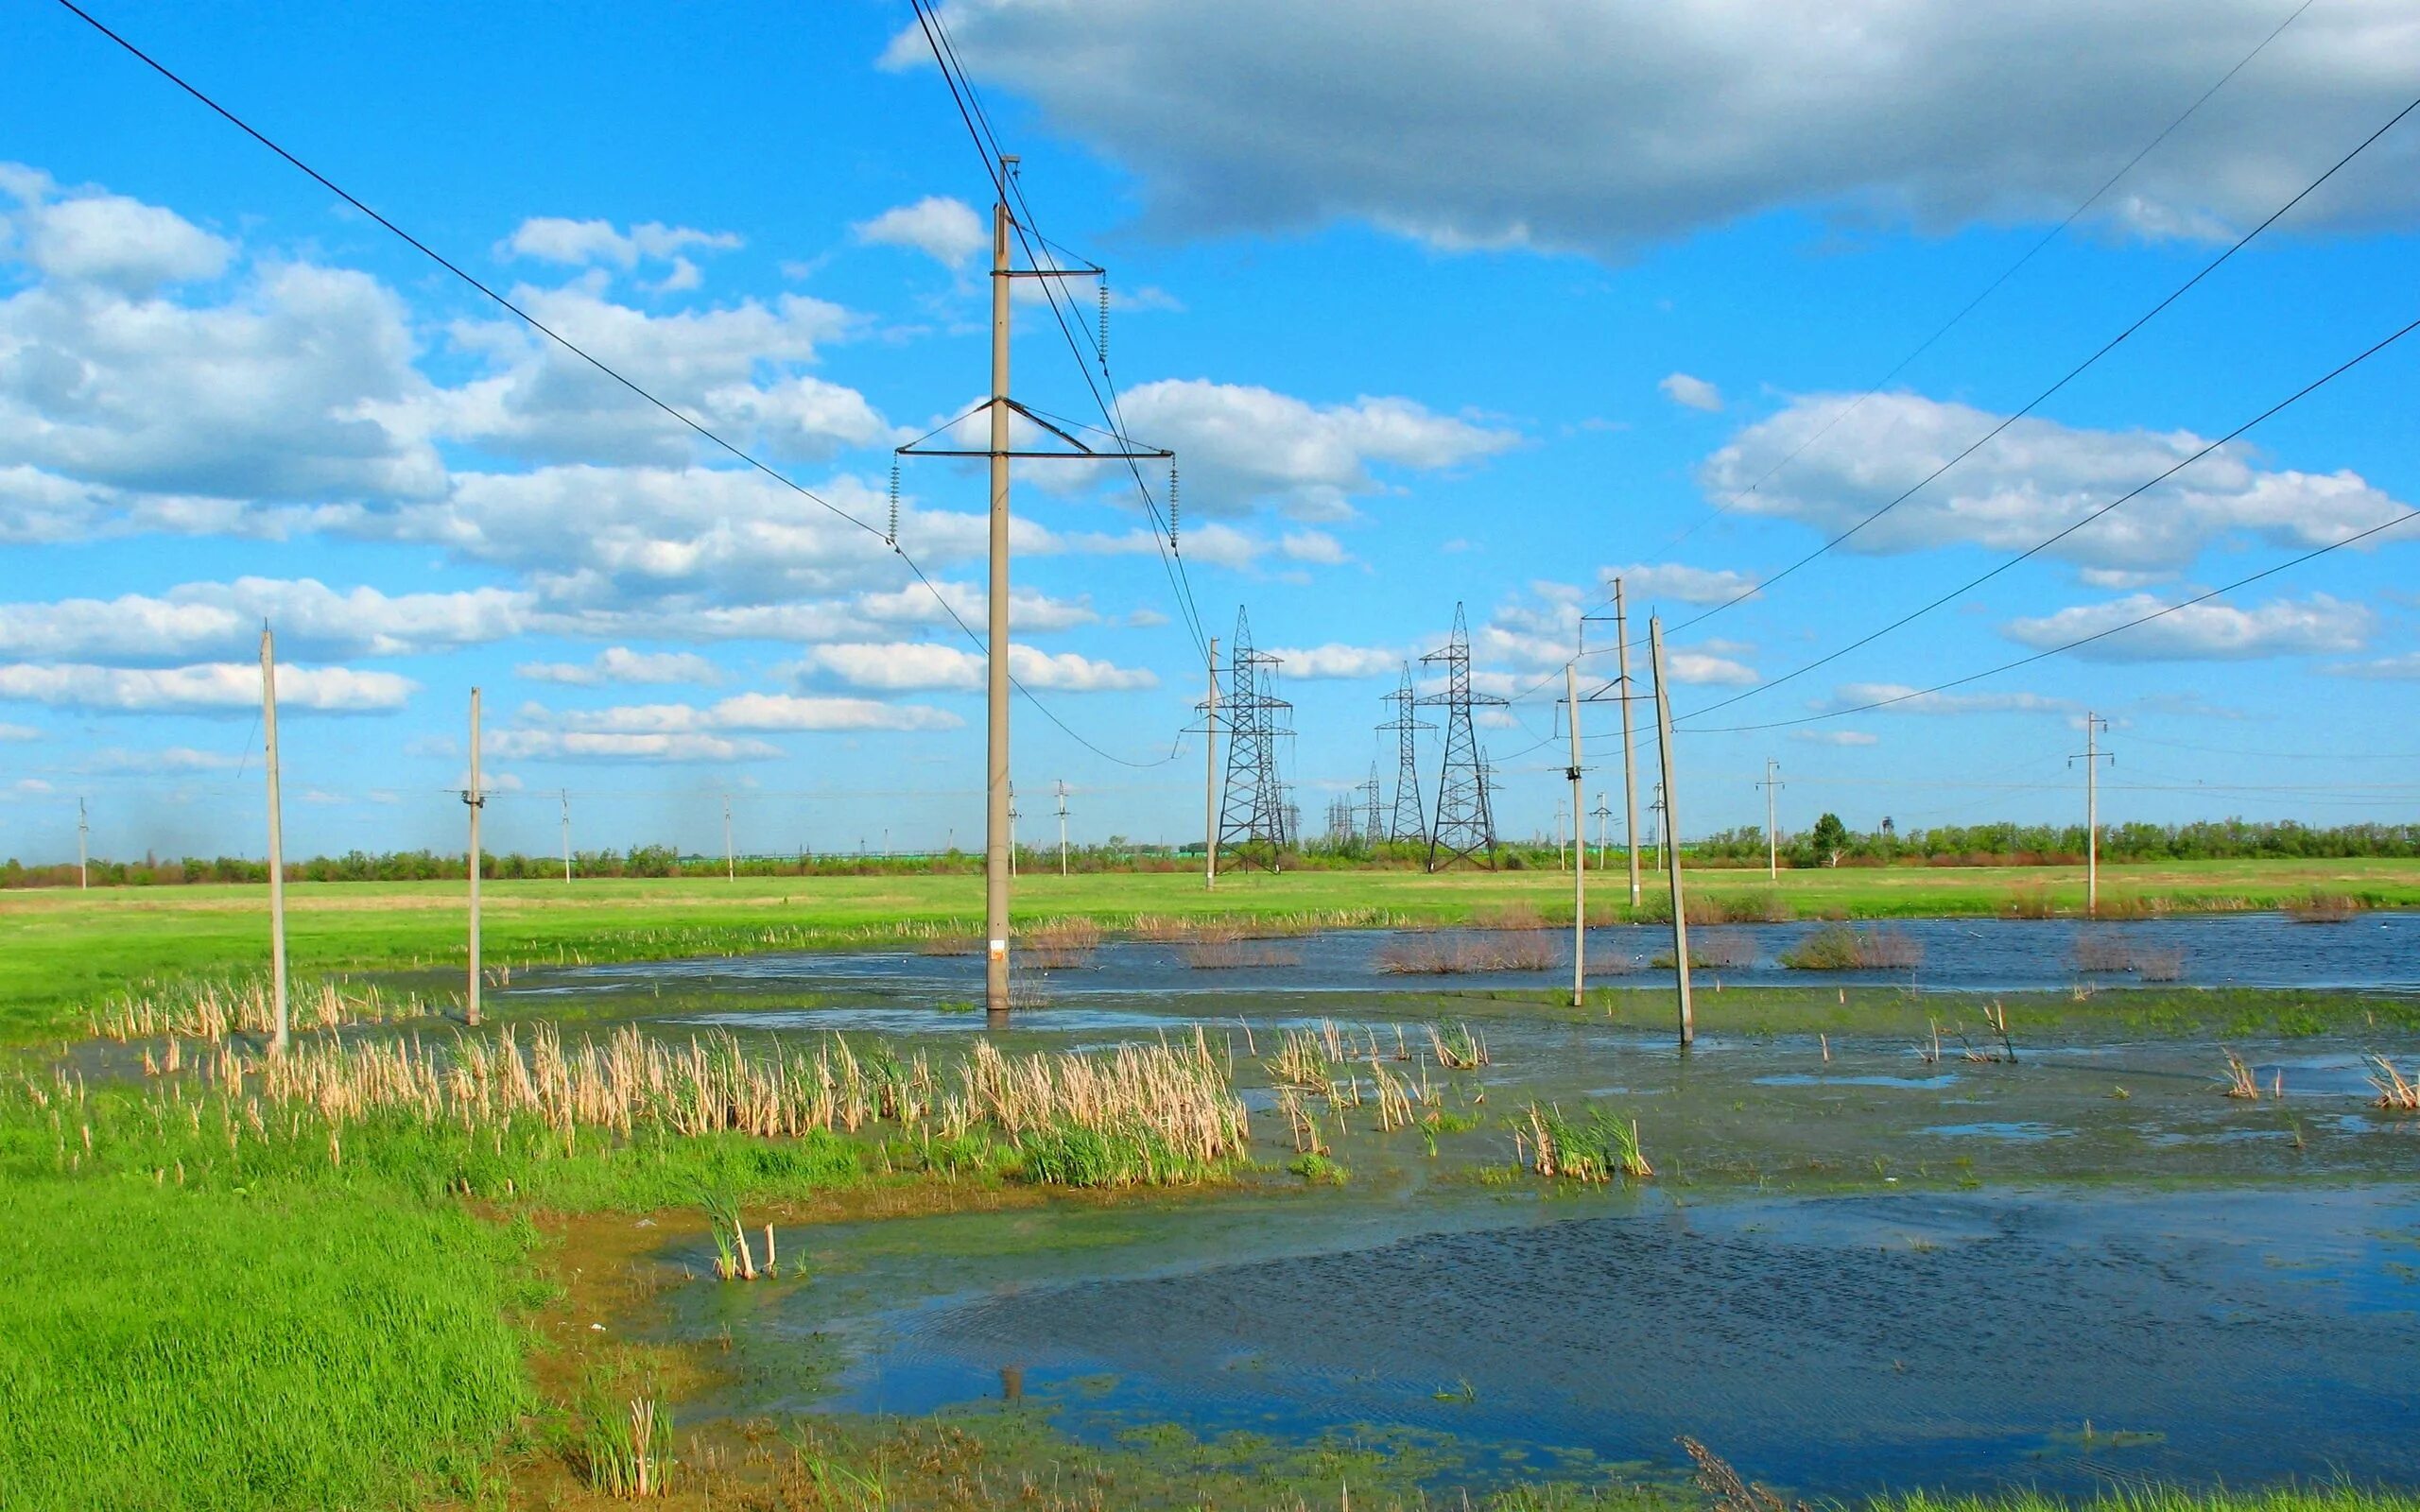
544;911;2420;1005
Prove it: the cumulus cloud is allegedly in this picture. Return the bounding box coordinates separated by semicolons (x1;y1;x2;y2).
3;166;233;292
498;217;742;272
1114;379;1517;520
521;693;959;737
487;730;780;764
792;642;1156;693
1659;372;1721;412
2000;592;2375;661
1599;562;1758;606
1791;729;1879;747
515;647;724;686
0;578;528;663
885;2;2420;257
0;661;414;713
852;197;988;268
1818;682;2076;717
1265;644;1403;679
1703;392;2409;575
1666;651;1758;686
2324;651;2420;680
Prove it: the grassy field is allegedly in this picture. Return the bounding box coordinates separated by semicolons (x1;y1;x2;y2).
6;857;2416;1042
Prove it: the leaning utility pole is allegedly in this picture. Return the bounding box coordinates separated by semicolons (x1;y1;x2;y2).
463;687;485;1028
1202;635;1219;890
2073;713;2114;916
76;797;88;890
893;158;1169;1025
1650;617;1693;1048
1757;759;1785;882
1566;662;1585;1010
1055;780;1069;878
260;627;288;1055
560;789;572;883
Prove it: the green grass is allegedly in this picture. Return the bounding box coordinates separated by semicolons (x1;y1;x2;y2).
0;1175;535;1511
8;858;2419;1042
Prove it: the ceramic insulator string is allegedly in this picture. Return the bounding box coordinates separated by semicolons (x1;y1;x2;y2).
1097;277;1110;365
886;459;900;548
1167;463;1180;551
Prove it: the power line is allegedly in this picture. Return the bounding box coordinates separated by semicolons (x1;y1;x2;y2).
55;0;1175;771
1661;83;2420;640
1657;0;2319;553
1680;302;2420;721
1682;506;2420;734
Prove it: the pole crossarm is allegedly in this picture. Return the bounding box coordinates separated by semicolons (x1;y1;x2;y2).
896;399;1172;460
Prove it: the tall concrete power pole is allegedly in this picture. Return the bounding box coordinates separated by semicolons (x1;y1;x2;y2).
1202;635;1219;890
1650;617;1693;1049
1055;780;1069;878
76;797;88;891
560;789;572;883
464;687;484;1028
1566;662;1585;1010
1614;579;1643;906
261;627;288;1055
2074;713;2114;916
1758;759;1785;882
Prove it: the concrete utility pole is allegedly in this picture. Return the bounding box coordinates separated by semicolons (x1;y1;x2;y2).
76;797;88;890
1650;617;1693;1048
1592;791;1612;871
1007;783;1018;880
723;794;735;881
1758;758;1785;882
1554;799;1569;869
464;687;484;1028
260;627;288;1055
1055;780;1069;877
1566;662;1585;1010
560;789;572;883
1203;635;1219;890
1614;577;1643;907
2074;713;2114;916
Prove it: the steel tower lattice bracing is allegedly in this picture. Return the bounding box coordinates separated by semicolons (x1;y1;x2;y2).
1419;604;1506;870
1378;662;1431;844
1215;608;1294;871
1361;764;1385;843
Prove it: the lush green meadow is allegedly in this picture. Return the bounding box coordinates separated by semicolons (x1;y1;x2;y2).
7;856;2417;1042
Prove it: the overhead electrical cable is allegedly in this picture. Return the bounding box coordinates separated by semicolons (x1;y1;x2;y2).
54;0;1176;769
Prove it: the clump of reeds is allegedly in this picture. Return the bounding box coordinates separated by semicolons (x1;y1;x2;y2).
1678;1436;1800;1512
1474;901;1547;932
1428;1022;1491;1070
2006;885;2058;919
2284;892;2362;924
1177;938;1302;969
2221;1046;2264;1100
1265;1028;1334;1091
2132;945;2186;983
2070;933;2187;981
1019;917;1102;971
91;975;417;1043
1374;932;1557;974
586;1397;672;1499
2369;1056;2420;1110
1516;1102;1651;1181
915;934;981;957
1779;925;1922;971
699;1193;779;1281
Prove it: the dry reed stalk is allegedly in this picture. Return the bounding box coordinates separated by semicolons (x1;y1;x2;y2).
2221;1047;2261;1100
2369;1056;2420;1110
2284;892;2361;924
1427;1023;1490;1070
1176;938;1302;969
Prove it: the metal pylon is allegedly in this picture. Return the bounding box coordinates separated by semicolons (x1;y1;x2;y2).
1419;603;1506;870
1215;608;1293;871
1379;662;1431;844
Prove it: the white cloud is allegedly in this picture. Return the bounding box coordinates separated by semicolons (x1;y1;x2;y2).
0;578;529;663
793;642;1156;693
0;661;414;713
2001;593;2375;661
1703;392;2409;575
498;217;742;272
2324;651;2420;680
487;730;780;764
1667;651;1758;686
885;3;2420;256
1791;729;1878;747
852;197;989;268
1279;529;1352;565
5;168;233;293
1115;379;1517;521
85;746;244;773
515;647;724;686
1820;681;2076;717
1265;644;1403;679
1659;372;1721;412
0;722;35;740
1599;562;1758;606
526;693;959;736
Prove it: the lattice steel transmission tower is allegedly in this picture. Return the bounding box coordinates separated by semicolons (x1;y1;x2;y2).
1215;608;1293;871
1419;604;1505;870
1361;764;1384;841
1378;662;1431;845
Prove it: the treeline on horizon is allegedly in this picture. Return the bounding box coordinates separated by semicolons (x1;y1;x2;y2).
7;816;2416;889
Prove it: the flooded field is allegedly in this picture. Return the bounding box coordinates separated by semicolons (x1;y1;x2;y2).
475;933;2420;1503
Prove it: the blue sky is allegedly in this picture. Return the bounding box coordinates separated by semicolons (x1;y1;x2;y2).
5;0;2420;863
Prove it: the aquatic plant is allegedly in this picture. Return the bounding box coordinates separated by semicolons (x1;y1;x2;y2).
1429;1022;1492;1070
1176;937;1303;969
1679;1435;1801;1512
92;974;423;1044
2284;892;2363;924
1375;932;1558;973
2369;1056;2420;1111
1780;925;1923;971
584;1396;672;1499
2221;1047;2262;1100
1517;1101;1651;1181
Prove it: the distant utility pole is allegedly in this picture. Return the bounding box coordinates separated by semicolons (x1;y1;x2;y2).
463;687;485;1028
1591;792;1612;872
723;793;735;881
76;797;88;891
260;627;288;1055
1650;616;1693;1048
1566;662;1585;1010
893;154;1170;1026
1757;759;1786;882
1583;577;1646;906
1055;780;1069;877
1554;799;1569;869
1202;635;1219;890
2073;713;2114;916
560;789;572;883
1007;784;1019;879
